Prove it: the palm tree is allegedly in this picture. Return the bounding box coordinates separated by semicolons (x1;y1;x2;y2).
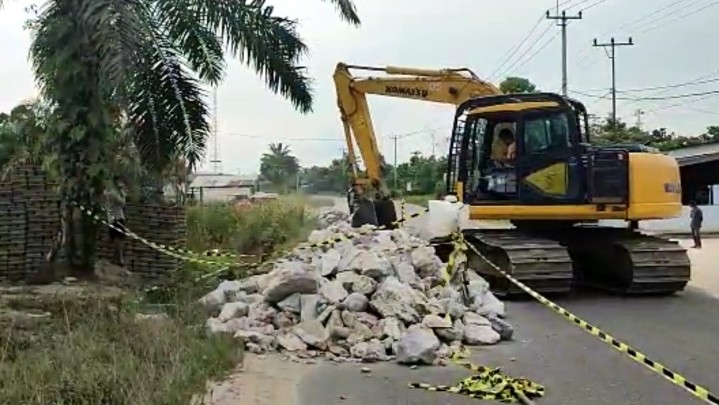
260;142;300;192
6;0;361;272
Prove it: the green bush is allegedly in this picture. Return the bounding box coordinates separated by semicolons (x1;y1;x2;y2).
402;194;434;207
0;293;241;405
186;196;312;255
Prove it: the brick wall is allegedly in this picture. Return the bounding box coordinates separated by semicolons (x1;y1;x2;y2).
0;165;186;282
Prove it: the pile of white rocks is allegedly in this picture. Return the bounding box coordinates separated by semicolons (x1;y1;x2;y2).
200;216;513;366
316;208;350;228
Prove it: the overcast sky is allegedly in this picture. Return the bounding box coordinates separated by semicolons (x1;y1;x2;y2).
1;0;717;174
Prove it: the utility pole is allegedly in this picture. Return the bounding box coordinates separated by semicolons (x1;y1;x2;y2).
210;87;222;173
391;135;398;189
546;10;582;96
593;37;634;126
634;109;645;129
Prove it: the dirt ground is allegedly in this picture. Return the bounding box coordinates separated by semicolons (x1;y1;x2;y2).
676;237;719;297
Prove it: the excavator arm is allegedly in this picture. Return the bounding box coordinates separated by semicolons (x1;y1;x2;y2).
333;62;502;188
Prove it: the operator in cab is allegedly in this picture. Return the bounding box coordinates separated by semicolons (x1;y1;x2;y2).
486;128;518;197
491;128;517;165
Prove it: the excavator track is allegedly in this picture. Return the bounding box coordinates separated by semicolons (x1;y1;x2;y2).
564;227;691;295
457;228;691;297
461;230;574;297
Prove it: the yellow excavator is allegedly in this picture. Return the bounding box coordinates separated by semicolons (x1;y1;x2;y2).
333;62;691;296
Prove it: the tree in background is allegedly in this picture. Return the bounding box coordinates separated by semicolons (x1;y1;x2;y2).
591;116;719;151
0;101;56;175
260;142;300;192
499;76;538;94
301;153;351;194
13;0;361;273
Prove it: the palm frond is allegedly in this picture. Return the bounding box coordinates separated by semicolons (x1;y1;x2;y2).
191;0;314;112
320;0;360;26
128;44;210;172
155;0;226;85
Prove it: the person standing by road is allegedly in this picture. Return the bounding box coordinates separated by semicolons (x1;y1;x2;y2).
105;176;128;266
689;200;703;249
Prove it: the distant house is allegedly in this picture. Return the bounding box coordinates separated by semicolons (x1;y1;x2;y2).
188;173;258;203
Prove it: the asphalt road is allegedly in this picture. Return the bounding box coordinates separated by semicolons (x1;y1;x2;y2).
296;198;719;405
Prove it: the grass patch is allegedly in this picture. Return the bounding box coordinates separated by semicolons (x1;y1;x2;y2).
0;287;241;404
402;194;434;208
302;195;336;208
0;195;320;404
186;195;314;256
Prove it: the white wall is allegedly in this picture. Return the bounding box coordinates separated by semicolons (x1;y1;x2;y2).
200;186;253;203
600;205;719;234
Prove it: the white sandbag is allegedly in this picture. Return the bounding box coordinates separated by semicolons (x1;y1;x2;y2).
424;200;461;239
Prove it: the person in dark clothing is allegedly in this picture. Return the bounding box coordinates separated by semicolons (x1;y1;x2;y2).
105;176;128;265
689;200;703;249
347;181;362;214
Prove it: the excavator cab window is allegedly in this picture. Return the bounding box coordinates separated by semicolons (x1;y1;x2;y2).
523;111;572;154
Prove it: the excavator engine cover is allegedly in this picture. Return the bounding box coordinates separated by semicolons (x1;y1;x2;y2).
374;198;398;229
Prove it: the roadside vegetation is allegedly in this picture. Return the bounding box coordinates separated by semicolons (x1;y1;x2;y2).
0;0;360;399
0;197;318;403
402;194;434;207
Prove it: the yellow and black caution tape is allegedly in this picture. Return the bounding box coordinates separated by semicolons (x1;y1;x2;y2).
463;234;719;405
72;202;240;267
71;201;250;261
410;352;545;403
411;234;544;404
199;200;444;280
72;199;446;282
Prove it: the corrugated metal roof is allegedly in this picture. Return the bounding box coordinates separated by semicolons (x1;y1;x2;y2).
190;173;256;188
666;143;719;166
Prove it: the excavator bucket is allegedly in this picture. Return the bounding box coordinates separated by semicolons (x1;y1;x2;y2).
373;198;398;229
351;199;378;227
350;198;397;229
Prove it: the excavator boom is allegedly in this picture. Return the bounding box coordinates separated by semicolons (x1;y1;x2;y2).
333;62;501;185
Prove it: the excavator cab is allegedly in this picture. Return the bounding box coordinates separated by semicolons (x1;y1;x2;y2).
443;93;690;296
446;93;629;215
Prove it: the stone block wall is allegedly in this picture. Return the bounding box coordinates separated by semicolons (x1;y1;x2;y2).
0;165;186;282
95;202;186;280
0;165;61;281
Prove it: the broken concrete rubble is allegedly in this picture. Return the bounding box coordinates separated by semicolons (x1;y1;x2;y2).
199;208;513;365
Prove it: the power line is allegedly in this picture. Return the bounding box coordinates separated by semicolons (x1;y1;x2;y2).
574;88;719;101
570;0;696;73
619;89;719;101
643;93;719;115
563;0;593;10
488;14;546;82
226;133;342;141
575;74;719;94
575;0;609;11
638;0;719;33
615;0;693;32
494;22;555;80
505;30;561;77
224;126;444;142
616;69;719;112
631;0;709;32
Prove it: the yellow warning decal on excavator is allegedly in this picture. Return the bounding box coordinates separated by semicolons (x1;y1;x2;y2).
522;162;567;196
